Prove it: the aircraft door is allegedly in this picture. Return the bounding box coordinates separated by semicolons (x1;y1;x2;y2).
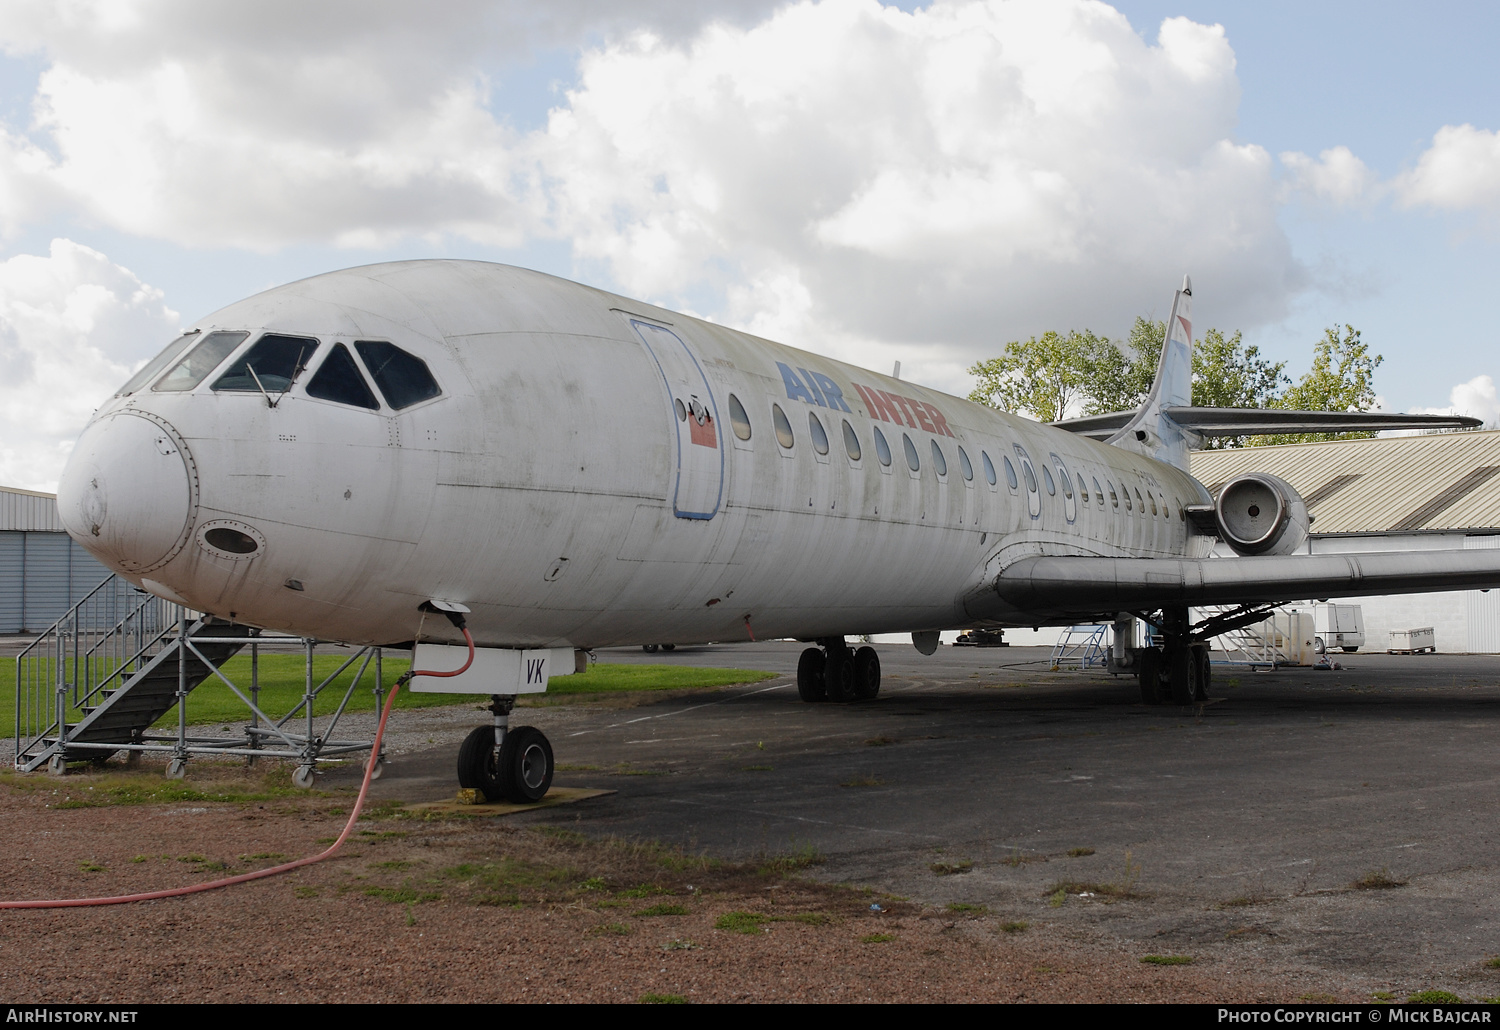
629;319;724;520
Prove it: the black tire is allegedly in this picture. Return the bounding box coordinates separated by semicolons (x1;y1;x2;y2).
853;646;881;700
662;643;676;652
1137;647;1162;705
1190;643;1210;702
797;647;827;702
498;726;554;803
826;651;856;703
642;644;659;654
1168;646;1193;705
1342;646;1358;653
457;725;503;801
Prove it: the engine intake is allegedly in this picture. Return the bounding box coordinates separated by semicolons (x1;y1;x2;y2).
1215;473;1309;556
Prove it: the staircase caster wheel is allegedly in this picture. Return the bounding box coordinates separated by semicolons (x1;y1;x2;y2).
642;644;659;654
365;755;386;780
46;754;67;777
292;765;316;789
662;643;676;652
165;758;187;780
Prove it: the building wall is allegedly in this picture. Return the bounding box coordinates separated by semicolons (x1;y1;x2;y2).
0;531;115;634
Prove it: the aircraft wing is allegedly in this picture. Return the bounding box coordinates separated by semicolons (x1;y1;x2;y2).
983;549;1500;622
1052;407;1480;441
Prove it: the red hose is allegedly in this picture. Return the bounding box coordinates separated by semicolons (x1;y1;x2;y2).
0;628;476;910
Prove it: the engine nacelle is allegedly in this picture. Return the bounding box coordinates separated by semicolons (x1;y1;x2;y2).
1215;473;1310;556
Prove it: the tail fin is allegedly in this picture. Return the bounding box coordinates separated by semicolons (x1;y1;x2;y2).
1107;275;1197;470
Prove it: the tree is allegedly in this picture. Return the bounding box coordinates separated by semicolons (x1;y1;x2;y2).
967;329;1117;423
1079;317;1158;415
1254;325;1382;445
1190;327;1289;448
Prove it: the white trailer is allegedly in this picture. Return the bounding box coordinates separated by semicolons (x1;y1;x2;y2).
1313;603;1365;653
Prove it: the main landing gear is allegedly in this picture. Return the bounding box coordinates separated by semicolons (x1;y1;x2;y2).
1135;607;1211;706
457;694;554;803
797;639;881;703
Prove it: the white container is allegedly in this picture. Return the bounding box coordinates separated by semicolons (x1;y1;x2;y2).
1388;627;1436;654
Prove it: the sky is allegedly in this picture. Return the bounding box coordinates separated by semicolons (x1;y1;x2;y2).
0;0;1497;491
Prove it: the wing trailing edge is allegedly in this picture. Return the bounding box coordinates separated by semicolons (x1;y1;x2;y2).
1053;407;1481;442
973;549;1500;624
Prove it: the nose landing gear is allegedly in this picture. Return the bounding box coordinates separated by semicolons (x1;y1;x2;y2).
457;694;554;803
797;639;881;703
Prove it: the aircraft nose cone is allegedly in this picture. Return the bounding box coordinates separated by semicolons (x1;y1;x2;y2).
57;412;197;574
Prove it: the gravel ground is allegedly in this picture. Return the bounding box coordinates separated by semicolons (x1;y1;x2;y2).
0;774;1311;1004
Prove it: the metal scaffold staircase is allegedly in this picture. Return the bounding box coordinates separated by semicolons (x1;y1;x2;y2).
1195;605;1298;668
1049;624;1110;671
13;575;387;783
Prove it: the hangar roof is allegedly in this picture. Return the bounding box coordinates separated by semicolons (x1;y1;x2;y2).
0;485;63;532
1190;430;1500;535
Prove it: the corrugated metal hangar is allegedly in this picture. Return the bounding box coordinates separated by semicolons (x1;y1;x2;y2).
1191;429;1500;654
0;485;114;635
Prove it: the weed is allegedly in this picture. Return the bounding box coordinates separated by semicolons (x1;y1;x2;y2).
475;893;521;907
1001;921;1029;933
177;854;206;864
635;904;690;917
1299;993;1338;1003
930;860;973;876
363;884;441;905
861;933;896;944
1351;868;1406;890
578;876;607;891
1001;849;1043;867
1048;888;1066;908
614;763;670;777
371;860;416;871
130;855;147;864
1141;955;1194;966
1485;957;1500;969
535;826;588;845
587;922;631;937
79;861;105;873
1408;990;1463;1004
662;939;701;951
1371;992;1395;1002
840;774;884;787
292;886;319;899
715;911;768;934
756;845;826;875
639;994;687;1004
946;902;989;914
1067;847;1095;858
864;736;896;746
241;852;287;863
618;884;669;899
1046;854;1145;902
556;763;602;772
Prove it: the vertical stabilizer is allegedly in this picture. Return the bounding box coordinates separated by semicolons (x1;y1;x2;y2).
1106;275;1199;470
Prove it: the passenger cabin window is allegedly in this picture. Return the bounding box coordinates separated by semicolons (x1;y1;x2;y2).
1150;492;1159;516
930;440;947;477
1004;456;1020;490
982;451;997;486
1021;460;1037;493
1042;465;1055;495
306;343;379;410
1092;477;1104;505
1135;488;1145;515
809;412;830;455
958;446;974;481
154;331;250;393
772;404;795;449
902;433;921;472
212;334;317;393
1076;474;1088;503
728;394;752;440
675;398;687;421
120;331;200;396
1109;481;1119;508
355;341;441;409
1058;467;1073;499
842;420;861;461
873;426;892;466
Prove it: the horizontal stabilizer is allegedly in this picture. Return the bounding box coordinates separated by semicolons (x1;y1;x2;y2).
981;549;1500;623
1053;407;1481;441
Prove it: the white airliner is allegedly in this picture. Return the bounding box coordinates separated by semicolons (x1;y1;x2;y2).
54;261;1493;801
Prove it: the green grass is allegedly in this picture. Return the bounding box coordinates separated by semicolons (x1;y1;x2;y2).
1408;990;1463;1004
0;656;774;731
860;932;896;944
715;911;768;934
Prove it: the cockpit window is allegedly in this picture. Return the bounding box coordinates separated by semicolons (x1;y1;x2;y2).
153;331;250;393
212;334;317;393
306;343;379;410
355;341;441;410
119;331;200;397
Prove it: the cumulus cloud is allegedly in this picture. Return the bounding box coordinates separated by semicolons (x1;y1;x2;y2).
0;0;1306;394
1413;374;1500;428
1280;146;1378;207
1395;124;1500;215
542;1;1298;388
0;239;179;491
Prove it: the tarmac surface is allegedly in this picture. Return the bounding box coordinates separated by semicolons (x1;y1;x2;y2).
326;640;1500;995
